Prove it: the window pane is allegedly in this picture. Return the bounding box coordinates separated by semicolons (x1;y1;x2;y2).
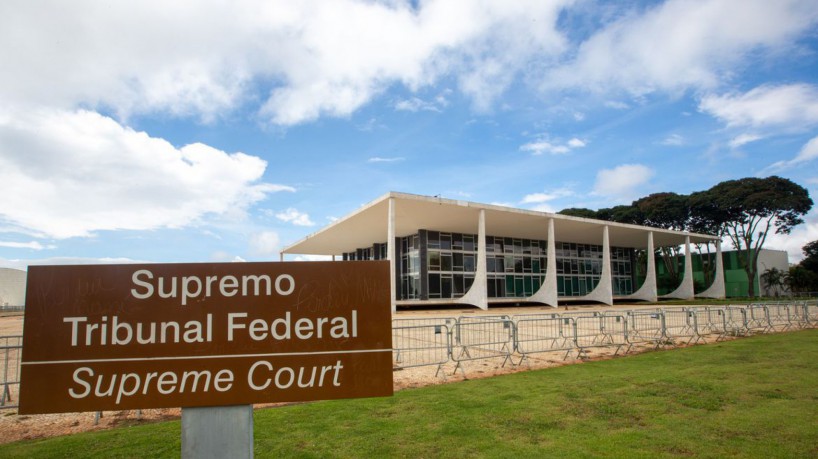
429;274;440;296
442;276;452;298
464;255;475;272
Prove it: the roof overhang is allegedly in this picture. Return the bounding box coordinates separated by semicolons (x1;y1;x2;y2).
282;192;718;256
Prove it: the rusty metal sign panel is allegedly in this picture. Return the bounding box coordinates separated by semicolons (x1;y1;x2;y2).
19;261;393;414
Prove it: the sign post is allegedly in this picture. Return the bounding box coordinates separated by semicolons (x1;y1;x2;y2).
19;261;393;456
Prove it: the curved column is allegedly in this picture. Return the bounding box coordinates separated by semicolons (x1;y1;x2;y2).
624;231;657;302
528;218;558;307
459;209;488;310
697;241;725;298
387;197;397;312
584;225;613;305
663;236;694;300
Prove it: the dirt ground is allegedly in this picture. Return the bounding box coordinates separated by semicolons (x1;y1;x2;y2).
0;304;725;444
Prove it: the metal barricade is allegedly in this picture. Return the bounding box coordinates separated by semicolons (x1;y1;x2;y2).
626;310;665;348
451;318;515;376
573;314;629;359
1;335;22;409
804;302;818;326
392;316;457;328
765;303;794;331
514;316;575;364
720;306;749;339
745;304;771;334
786;302;808;327
392;324;451;377
687;306;726;338
662;308;701;344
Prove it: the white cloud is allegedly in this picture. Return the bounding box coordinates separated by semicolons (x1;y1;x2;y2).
275;208;315;226
0;256;142;271
249;231;281;256
699;83;818;129
520;137;587;156
593;164;655;203
661;134;684;146
0;1;576;126
543;1;818;96
605;100;630;110
520;188;574;205
729;133;763;148
763;135;818;173
764;208;818;263
394;95;449;112
0;108;289;239
368;156;405;163
567;138;586;148
0;241;56;250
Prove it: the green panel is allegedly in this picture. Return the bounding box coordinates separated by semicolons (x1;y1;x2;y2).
725;269;749;283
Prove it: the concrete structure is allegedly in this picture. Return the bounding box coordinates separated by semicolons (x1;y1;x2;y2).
0;268;26;307
282;192;723;310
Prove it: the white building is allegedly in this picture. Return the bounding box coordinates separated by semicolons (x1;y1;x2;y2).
283;192;725;310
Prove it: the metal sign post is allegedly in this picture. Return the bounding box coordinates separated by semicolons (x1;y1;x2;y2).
182;405;253;459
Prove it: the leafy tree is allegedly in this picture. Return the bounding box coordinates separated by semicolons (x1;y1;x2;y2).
760;267;787;297
609;205;645;224
786;266;818;294
633;192;690;288
697;176;812;297
689;189;729;287
558;208;597;219
800;240;818;273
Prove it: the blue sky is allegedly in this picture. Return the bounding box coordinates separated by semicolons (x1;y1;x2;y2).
1;0;818;269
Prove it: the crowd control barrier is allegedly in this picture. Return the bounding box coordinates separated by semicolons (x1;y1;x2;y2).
3;301;817;402
1;335;21;409
451;318;515;376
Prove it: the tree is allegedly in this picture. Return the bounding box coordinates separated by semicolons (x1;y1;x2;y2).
698;176;812;297
558;208;597;219
689;189;729;287
800;240;818;273
760;267;787;297
633;192;690;288
786;266;818;294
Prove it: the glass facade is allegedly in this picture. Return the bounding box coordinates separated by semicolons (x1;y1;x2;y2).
485;236;547;298
343;229;636;301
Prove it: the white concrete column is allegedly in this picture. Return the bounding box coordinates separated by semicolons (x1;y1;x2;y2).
460;209;488;310
387;197;397;312
664;236;694;300
585;225;613;305
697;241;726;298
528;218;558;307
624;231;657;302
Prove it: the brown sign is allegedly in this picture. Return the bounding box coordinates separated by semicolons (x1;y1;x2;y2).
20;261;393;414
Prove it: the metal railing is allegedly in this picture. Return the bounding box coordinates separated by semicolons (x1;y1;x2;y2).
2;301;817;408
387;302;818;378
451;318;515;376
1;335;22;409
392;324;451;377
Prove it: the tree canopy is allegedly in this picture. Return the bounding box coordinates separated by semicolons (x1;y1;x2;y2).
557;175;813;297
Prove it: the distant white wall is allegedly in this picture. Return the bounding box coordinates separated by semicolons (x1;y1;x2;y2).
0;268;26;306
757;249;789;296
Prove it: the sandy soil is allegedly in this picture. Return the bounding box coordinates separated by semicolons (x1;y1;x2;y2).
0;305;729;444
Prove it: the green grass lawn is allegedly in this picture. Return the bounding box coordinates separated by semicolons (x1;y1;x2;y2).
3;329;817;458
